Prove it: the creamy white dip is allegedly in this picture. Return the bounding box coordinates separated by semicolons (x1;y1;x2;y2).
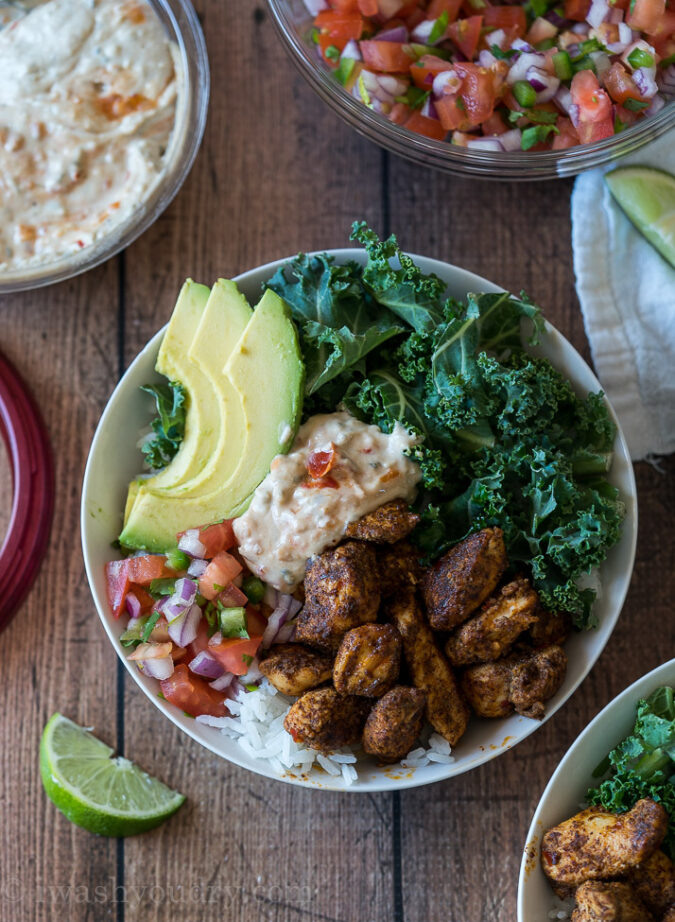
234;412;422;591
0;0;180;273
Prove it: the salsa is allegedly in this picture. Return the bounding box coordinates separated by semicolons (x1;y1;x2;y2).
307;0;675;150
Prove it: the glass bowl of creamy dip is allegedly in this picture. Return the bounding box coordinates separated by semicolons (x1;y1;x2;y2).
80;249;638;793
0;0;209;294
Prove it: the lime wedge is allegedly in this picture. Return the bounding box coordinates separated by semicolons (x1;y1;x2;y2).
40;714;185;836
605;166;675;269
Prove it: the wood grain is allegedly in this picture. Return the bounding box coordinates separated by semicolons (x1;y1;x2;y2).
0;2;673;922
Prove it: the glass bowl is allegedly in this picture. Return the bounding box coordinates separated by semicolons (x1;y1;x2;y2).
266;0;675;181
0;0;209;294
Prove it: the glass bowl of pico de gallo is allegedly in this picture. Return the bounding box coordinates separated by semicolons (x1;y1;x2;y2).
266;0;675;179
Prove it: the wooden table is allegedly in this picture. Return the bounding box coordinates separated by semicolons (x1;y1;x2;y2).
1;3;672;920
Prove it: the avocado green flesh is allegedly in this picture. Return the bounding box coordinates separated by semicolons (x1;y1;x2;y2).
119;285;304;553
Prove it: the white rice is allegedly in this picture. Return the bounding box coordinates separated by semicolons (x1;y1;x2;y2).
547;896;575;919
196;678;454;785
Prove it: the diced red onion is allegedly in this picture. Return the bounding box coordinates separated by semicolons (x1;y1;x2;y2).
645;94;665;116
208;630;222;647
411;19;440;44
187;557;208;578
177;529;206;559
378;74;408;96
125;592;141;619
554;85;573;113
658;64;675;94
241;658;263;685
274;620;297;644
608;7;623;22
508;52;546;84
288;597;302;618
545;8;567;27
487;28;506;50
433;69;461;96
209;672;235;691
263;585;278;608
175;577;197;604
590;50;611;78
569;102;581;128
189;650;224;679
511;38;535;53
375;25;408;43
571;22;588;34
498;128;522;151
341;39;361;61
478;49;498;68
420;96;439;119
587;0;609;29
618;22;632;44
262;598;292;650
633;67;658;98
167;603;201;647
467;137;504;151
303;0;328;13
140;657;174;680
527;66;560;102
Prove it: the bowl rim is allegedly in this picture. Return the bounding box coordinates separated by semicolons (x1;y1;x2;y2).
0;0;210;294
265;0;675;181
517;656;675;920
81;248;638;792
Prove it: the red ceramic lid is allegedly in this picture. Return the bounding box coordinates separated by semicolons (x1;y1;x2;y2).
0;351;54;633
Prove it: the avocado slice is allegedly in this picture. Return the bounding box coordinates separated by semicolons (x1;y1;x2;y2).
119;285;303;553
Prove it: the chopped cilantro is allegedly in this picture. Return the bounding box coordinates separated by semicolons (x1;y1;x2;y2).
429;9;449;44
141;609;161;643
623;97;649;111
325;44;340;62
521;123;559;149
140;381;187;472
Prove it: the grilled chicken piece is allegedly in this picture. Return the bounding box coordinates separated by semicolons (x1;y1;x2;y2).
627;850;675;918
662;905;675;922
377;541;423;597
346;500;420;545
386;587;469;746
445;577;540;666
333;623;401;697
283;687;371;753
571;881;654;922
362;686;426;763
541;799;668;888
422;527;508;630
296;542;380;651
461;645;567;719
259;644;333;697
528;605;573;648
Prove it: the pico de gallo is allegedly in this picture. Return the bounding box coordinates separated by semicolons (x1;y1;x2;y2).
106;520;301;718
306;0;675;150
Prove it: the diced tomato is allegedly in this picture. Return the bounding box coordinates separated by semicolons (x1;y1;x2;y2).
208;636;263;676
483;6;526;37
410;54;453;89
577;114;614;143
426;0;463;21
360;39;416;71
551;116;579;149
300;474;340;489
185;617;210;660
160;663;228;718
217;583;249;608
455;61;497;126
171;646;187;662
405;110;447;138
627;0;666;33
127;585;155;613
570;69;612;123
181;521;236;558
330;0;360;11
315;10;365;60
376;0;408;16
149;615;171;643
403;6;425;28
357;0;379;15
128;641;172;661
198;551;243;601
106;556;174;618
603;62;642;104
646;8;675;43
245;605;268;637
481;111;508;135
447;15;483;60
389;101;413;122
564;0;591;20
307;444;337;478
435;92;470;130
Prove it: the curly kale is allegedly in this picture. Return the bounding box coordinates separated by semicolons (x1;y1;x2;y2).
140;381;187;471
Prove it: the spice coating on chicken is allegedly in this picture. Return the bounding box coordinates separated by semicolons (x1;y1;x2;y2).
377;541;423;597
662;906;675;922
461;644;567;719
333;623;401;697
345;499;420;545
362;686;426;763
422;527;508;631
259;644;333;697
528;605;573;648
541;799;669;887
445;577;540;666
386;588;469;746
283;687;371;753
627;850;675;918
571;881;655;922
296;541;380;651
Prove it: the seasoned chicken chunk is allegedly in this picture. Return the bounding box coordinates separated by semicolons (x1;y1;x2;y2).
386;588;469;745
461;645;567;719
422;527;508;630
259;644;333;696
528;605;572;648
627;850;675;918
571;881;654;922
362;686;426;763
445;577;540;666
378;541;423;597
296;541;380;651
333;623;401;697
283;687;371;753
541;799;668;887
662;906;675;922
346;499;420;544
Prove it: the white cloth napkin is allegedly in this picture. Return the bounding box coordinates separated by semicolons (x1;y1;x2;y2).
571;130;675;461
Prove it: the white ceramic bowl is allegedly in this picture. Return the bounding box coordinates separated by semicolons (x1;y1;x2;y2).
81;250;637;792
518;658;675;921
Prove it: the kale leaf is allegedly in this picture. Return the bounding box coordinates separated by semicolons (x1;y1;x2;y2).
140;381;187;471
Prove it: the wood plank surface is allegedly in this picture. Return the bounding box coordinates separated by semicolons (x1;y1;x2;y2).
0;2;673;921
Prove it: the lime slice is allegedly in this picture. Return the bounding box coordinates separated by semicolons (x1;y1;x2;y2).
40;714;185;836
605;166;675;269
